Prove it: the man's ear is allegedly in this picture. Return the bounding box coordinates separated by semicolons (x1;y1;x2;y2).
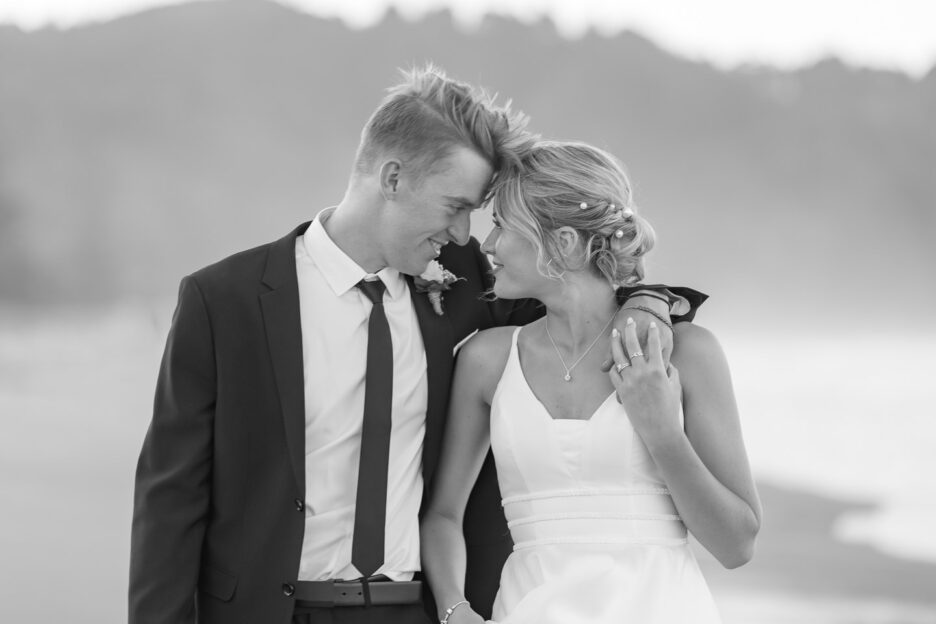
378;160;402;201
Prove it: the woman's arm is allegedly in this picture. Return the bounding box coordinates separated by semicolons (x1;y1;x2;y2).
609;320;762;568
421;327;514;622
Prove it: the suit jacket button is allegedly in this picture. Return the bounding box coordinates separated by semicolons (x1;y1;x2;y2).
294;498;305;512
283;583;295;597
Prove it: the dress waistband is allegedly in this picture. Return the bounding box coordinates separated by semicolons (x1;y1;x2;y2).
502;489;687;550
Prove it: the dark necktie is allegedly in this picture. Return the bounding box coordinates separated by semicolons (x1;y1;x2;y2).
352;278;393;578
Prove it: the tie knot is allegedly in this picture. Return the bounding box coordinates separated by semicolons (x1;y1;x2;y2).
356;278;386;305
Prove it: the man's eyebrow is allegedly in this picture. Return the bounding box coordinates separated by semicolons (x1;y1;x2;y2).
444;195;480;208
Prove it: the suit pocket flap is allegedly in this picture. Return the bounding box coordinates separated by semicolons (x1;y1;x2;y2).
198;564;238;601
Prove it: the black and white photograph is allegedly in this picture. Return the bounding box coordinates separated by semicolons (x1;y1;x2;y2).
1;1;934;622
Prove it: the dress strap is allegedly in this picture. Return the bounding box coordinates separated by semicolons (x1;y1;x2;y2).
510;325;522;350
491;326;524;410
503;326;523;379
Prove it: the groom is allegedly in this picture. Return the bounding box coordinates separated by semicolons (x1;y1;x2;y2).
129;66;702;624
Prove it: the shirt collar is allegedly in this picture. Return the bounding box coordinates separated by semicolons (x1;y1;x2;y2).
303;208;407;300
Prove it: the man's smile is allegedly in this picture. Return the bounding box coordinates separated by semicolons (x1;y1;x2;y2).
428;238;448;256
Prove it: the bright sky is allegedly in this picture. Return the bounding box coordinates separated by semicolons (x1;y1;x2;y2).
2;0;935;77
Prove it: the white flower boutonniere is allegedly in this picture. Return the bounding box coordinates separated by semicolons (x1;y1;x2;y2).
414;260;463;316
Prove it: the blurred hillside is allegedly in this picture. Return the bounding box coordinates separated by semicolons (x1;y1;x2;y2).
1;0;934;327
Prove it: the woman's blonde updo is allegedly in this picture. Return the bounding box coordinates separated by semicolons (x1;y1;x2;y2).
489;140;655;288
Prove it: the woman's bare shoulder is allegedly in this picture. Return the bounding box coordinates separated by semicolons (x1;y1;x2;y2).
672;322;730;378
455;326;519;399
458;325;517;367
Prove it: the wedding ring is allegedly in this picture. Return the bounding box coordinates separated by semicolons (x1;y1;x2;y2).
629;351;644;359
615;362;630;373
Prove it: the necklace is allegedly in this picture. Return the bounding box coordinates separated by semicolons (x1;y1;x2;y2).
544;308;618;382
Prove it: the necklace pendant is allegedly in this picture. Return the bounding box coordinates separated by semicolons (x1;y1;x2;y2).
564;373;572;382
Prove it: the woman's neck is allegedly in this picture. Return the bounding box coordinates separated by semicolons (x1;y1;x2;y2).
538;275;619;352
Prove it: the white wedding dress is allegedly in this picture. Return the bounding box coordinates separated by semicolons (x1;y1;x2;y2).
488;328;721;623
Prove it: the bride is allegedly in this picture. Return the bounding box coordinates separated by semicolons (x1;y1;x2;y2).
420;141;762;623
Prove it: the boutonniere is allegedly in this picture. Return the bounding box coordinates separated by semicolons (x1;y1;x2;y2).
414;260;463;316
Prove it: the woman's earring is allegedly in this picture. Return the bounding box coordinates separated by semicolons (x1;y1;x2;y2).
545;257;566;278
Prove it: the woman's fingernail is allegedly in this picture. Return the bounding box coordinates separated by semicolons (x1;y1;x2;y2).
626;317;635;325
650;321;657;328
611;328;619;337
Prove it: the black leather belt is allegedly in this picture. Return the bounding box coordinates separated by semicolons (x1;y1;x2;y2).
294;576;422;607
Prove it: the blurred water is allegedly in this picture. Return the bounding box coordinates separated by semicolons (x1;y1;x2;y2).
1;305;934;622
720;331;936;563
0;305;164;622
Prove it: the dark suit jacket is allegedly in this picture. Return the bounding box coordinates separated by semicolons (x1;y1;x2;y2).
129;222;544;624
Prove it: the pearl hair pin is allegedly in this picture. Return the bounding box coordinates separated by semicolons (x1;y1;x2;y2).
574;199;631;239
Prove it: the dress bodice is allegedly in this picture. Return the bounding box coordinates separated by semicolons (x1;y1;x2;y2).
486;327;720;623
490;327;688;551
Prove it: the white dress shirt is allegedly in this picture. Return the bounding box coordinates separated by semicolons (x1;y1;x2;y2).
295;209;428;581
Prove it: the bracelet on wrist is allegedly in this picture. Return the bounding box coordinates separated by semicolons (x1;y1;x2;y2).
440;600;470;624
620;305;674;332
623;290;670;306
615;285;671;307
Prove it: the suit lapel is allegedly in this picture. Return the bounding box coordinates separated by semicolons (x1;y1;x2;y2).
407;276;455;486
260;222;311;495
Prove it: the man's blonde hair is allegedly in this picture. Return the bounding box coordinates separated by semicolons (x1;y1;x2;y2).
354;64;533;184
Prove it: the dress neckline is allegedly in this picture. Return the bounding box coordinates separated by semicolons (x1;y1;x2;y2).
510;327;617;424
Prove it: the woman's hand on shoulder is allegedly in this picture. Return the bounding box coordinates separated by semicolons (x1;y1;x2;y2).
608;318;683;445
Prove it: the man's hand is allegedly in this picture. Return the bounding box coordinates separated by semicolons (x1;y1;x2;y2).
602;294;674;370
